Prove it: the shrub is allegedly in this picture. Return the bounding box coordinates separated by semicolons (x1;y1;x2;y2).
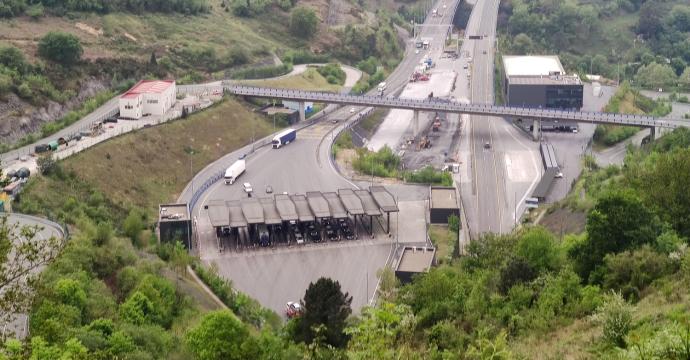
352;146;400;178
38;32;83;65
317;64;346;85
289;7;318;39
591;291;633;347
404;166;453;186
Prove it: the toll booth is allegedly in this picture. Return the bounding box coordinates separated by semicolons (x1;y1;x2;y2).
369;186;399;234
354;190;382;237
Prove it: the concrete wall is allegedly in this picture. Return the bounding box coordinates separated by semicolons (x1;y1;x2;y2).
119;95;143;119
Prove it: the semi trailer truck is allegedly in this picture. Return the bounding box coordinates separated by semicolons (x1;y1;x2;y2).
272;128;297;149
224;159;246;185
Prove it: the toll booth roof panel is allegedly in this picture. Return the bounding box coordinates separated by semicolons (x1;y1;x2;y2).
322;192;348;219
206;202;229;227
338;189;365;215
290;195;315;222
369;186;399;212
396;247;435;273
259;197;282;225
226;200;247;227
306;191;331;218
275;194;299;222
240;198;265;224
354;190;382;216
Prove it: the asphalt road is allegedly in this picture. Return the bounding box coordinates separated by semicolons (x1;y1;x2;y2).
1;213;64;339
183;1;460;314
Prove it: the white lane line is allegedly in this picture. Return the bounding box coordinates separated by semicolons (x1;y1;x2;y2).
503;123;540;222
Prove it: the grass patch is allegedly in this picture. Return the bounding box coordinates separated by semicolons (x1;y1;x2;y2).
359;107;388;134
34;97;274;220
428;224;456;264
243;67;342;91
352;146;400;178
404;166;453;186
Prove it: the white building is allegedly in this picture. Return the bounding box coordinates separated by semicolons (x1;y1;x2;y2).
119;80;176;119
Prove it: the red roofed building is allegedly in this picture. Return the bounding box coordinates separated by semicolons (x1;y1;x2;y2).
119;80;177;119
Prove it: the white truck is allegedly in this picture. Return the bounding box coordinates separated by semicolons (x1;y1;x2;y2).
224;159;246;185
377;82;387;92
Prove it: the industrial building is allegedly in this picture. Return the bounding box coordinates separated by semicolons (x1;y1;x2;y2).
502;56;583;131
395;246;436;284
429;186;460;224
119;80;177;119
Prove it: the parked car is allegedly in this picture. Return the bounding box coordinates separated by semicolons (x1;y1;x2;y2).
286;302;303;318
265;185;273;194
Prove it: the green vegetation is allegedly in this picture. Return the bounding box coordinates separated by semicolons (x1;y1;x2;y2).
37;31;83;66
499;0;690;90
0;0;208;17
291;278;352;348
229;63;292;80
289;7;318;39
331;131;354;158
244;67;340;92
352;146;400;178
428;224;456;264
594;82;672;146
404;166;453;186
316;64;346;85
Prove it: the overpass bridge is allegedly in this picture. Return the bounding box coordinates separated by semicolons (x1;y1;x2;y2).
224;84;686;140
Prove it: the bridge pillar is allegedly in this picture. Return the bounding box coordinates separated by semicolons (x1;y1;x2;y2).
532;119;541;141
413;110;420;138
649;126;656;141
298;101;306;122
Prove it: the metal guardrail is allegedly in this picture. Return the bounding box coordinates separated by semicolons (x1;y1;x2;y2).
224;85;685;129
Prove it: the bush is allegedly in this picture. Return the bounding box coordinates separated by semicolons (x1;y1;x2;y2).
227;46;249;67
317;64;346;85
38;32;83;65
352;146;400;178
591;291;633;347
289;7;318;39
404;166;453;186
230;63;292;80
600;246;674;297
282;50;330;65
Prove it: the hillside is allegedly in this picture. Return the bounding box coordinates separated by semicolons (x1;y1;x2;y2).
0;0;415;147
498;0;690;90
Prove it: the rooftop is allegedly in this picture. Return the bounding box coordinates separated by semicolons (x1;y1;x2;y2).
508;75;582;86
122;80;175;99
396;247;435;273
430;187;459;209
159;203;189;222
369;186;399;213
503;55;565;77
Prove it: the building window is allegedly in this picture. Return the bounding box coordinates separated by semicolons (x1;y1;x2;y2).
125;105;133;109
147;99;159;104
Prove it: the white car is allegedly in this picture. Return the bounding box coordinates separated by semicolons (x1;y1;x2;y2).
415;49;420;54
350;107;356;114
243;182;253;193
555;172;564;179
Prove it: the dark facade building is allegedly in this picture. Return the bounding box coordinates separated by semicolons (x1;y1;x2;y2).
429;186;460;224
502;56;583;131
159;203;192;249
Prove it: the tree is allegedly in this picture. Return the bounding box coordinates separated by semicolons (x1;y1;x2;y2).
149;51;157;66
185;310;252;360
0;45;28;73
516;226;560;273
0;216;66;329
635;62;677;89
36;155;57;175
290;7;319;39
38;31;83;65
637;0;664;39
466;330;512;360
294;277;352;348
345;303;415;359
512;33;534;54
679;67;690;91
569;190;660;283
119;291;155;325
123;209;144;243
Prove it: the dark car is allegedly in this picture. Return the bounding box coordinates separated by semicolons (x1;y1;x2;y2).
309;229;321;242
238;153;247;160
341;227;355;240
326;229;339;241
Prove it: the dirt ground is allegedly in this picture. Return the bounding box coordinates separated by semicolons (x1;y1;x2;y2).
538;207;587;236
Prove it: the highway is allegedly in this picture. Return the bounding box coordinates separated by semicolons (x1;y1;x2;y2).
180;0;462;314
451;0;540;235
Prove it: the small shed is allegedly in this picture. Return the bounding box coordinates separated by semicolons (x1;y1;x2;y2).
395;246;436;284
429;186;460;224
159;203;192;249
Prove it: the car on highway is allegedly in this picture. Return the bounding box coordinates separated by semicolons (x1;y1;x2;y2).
483;50;487;54
555;171;564;179
238;153;247;160
265;185;273;194
243;182;253;193
415;49;420;54
484;142;491;149
350;107;356;114
463;63;468;69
